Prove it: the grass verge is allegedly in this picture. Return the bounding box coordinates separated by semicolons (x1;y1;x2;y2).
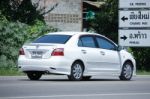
136;70;150;75
0;68;24;76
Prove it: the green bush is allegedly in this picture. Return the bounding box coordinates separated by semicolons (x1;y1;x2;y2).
0;15;57;71
0;21;28;69
132;48;150;71
27;20;57;40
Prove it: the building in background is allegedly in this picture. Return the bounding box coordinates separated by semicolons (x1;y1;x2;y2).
32;0;104;31
33;0;82;31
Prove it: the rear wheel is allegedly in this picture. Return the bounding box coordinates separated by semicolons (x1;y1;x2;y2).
26;71;42;80
68;62;83;81
119;62;133;80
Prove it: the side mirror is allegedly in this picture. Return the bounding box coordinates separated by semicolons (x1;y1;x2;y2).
117;46;128;51
117;45;123;51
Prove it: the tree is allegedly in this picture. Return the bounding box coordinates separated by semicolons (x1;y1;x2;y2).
89;0;118;42
132;48;150;71
0;0;58;25
14;0;44;24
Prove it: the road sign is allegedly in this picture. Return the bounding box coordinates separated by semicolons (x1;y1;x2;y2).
119;0;150;47
119;30;150;46
119;0;150;8
119;10;150;28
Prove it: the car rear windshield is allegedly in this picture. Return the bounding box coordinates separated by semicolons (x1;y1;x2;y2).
33;35;72;44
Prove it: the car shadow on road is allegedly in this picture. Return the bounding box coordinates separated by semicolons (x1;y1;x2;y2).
42;79;120;82
19;78;122;82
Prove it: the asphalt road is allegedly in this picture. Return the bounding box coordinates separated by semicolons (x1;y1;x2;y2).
0;75;150;99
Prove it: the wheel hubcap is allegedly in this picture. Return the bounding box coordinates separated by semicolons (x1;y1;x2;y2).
124;64;132;79
72;64;82;79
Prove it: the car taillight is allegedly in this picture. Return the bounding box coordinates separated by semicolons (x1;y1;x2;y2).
51;48;64;56
19;48;25;55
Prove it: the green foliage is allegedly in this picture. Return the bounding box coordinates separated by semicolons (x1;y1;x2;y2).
0;68;24;76
0;0;43;24
132;48;150;71
14;0;44;25
0;0;58;25
0;20;28;69
0;11;7;22
137;70;150;75
0;16;56;71
28;20;57;40
89;0;118;42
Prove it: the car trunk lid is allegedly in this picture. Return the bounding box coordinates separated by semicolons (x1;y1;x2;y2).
22;43;58;59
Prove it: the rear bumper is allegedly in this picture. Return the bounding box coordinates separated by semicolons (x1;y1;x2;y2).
18;56;72;75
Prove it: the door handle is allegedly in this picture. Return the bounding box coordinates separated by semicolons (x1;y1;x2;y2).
100;51;105;55
81;50;87;54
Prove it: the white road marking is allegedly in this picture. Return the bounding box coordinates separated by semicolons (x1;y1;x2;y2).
0;93;150;99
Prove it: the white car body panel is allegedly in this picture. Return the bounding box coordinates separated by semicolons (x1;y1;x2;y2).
18;32;136;78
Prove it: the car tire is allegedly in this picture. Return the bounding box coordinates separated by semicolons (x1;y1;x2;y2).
26;71;42;80
119;62;133;81
68;62;83;81
82;76;91;81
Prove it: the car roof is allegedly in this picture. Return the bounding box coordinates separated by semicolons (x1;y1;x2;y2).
47;31;104;37
46;32;117;46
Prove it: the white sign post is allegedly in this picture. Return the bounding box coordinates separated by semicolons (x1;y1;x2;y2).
119;0;150;46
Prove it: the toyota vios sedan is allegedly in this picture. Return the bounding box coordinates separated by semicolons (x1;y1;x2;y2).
18;32;136;81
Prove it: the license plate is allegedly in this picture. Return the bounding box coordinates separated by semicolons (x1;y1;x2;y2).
31;51;43;58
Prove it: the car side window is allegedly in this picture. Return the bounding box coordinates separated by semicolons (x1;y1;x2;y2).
78;36;96;48
96;36;116;50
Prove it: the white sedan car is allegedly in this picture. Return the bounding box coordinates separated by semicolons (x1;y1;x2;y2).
18;32;136;81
